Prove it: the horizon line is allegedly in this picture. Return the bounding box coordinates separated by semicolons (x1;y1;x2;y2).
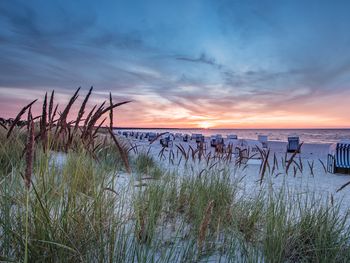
113;127;350;130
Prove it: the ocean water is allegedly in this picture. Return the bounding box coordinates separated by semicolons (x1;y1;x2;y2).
116;128;350;144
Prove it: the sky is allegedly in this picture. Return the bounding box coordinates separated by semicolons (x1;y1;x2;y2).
0;0;350;129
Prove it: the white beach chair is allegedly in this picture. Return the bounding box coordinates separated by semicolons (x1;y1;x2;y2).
258;135;268;148
327;140;350;174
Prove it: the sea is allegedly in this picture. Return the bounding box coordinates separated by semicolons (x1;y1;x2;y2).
115;128;350;144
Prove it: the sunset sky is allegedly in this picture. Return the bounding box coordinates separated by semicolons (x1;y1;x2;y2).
0;0;350;128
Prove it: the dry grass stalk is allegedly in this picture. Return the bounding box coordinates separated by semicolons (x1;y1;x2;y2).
336;180;350;192
109;92;113;130
73;86;93;134
319;159;327;173
40;92;48;151
108;128;131;174
307;160;314;177
198;200;214;253
87;117;107;147
286;143;303;174
169;148;175;165
293;166;297;177
24;109;35;189
84;101;131;140
49;104;58;131
82;102;105;139
205;152;212;166
81;105;97;138
48;90;55;122
149;132;167;145
292;160;302;173
176;144;188;161
158;147;166;160
298;155;303;172
127;143;140;155
7;99;37;138
0;122;7;130
56;87;80;135
259;148;270;185
271;153;278;175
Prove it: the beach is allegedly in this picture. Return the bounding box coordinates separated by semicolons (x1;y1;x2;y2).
118;133;350;217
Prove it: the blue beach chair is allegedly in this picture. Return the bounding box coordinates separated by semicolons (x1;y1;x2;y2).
287;136;301;153
327;141;350;174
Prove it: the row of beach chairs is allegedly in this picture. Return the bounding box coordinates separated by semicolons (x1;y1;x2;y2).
116;131;350;174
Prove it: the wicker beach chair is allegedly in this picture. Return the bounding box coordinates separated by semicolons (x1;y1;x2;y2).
287;136;300;153
210;134;223;147
258;135;268;148
327;141;350;174
195;134;205;143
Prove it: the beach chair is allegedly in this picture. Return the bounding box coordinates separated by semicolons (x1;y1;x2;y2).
226;135;238;147
160;136;173;148
194;134;205;143
287;136;300;153
327;141;350;174
210;134;222;147
191;134;198;140
258;135;268;148
183;134;189;142
148;132;157;142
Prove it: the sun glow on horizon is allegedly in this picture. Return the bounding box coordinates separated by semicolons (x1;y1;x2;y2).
198;121;213;129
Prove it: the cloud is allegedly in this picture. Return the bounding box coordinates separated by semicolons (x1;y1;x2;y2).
176;52;222;68
0;0;350;128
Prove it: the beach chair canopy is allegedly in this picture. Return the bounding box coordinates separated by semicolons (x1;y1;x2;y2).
329;140;350;169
